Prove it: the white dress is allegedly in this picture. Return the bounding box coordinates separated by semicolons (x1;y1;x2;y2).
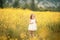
28;19;37;31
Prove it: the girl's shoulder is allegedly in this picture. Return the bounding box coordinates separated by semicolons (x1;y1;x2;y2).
30;19;35;20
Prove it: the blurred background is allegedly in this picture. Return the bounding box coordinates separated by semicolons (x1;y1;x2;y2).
0;0;60;11
0;0;60;40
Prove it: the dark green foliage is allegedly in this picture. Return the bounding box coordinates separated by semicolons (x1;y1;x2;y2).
13;0;19;8
0;0;4;8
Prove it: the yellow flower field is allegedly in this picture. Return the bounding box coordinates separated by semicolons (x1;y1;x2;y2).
0;8;60;40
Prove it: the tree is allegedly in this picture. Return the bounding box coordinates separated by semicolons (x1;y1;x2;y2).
13;0;20;8
30;0;35;10
0;0;3;8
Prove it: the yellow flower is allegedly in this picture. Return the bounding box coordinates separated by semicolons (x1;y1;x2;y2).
20;33;26;38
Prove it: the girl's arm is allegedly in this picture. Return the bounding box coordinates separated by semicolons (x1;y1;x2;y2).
35;18;37;23
29;20;33;24
30;21;33;24
36;20;37;23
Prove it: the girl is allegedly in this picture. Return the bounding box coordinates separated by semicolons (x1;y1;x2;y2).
28;14;37;37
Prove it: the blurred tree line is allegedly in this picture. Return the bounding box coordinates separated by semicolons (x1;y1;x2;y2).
0;0;35;11
0;0;60;11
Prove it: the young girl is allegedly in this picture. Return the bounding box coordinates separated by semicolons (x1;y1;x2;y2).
28;14;37;37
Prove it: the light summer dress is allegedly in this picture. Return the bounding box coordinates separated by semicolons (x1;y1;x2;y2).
28;19;37;31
